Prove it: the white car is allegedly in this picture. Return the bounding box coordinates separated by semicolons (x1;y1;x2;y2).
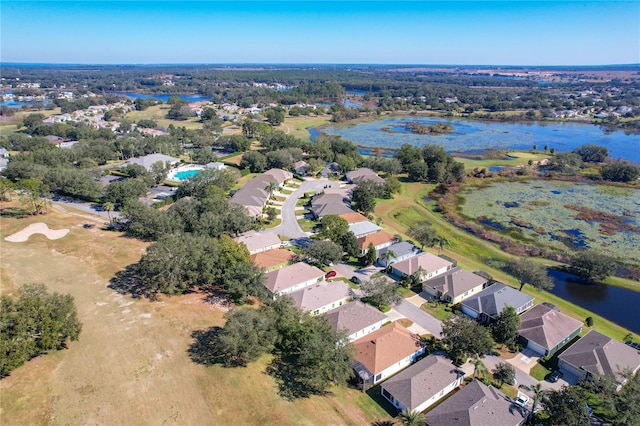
513;395;530;408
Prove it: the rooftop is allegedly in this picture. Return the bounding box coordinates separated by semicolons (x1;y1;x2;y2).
461;283;534;319
391;252;453;276
325;301;387;336
518;304;583;351
423;267;488;299
358;230;397;250
250;248;296;270
264;262;325;294
288;281;352;313
234;230;281;254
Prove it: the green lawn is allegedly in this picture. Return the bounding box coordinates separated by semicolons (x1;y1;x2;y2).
529;363;551;381
420;301;455;322
297;218;317;232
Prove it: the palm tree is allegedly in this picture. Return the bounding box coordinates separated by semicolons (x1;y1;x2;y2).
435;236;451;255
102;201;114;226
265;182;278;198
470;357;488;380
520;383;543;424
397;409;426;426
379;249;397;271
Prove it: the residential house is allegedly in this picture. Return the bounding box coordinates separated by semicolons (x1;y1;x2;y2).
320;162;340;178
0;148;9;158
348;221;382;239
309;192;353;219
390;252;453;282
422;267;488;304
376;242;420;268
338;211;369;225
125;153;180;172
205;162;226;170
229;169;292;219
293;160;309;176
262;168;293;187
234;230;281;255
325;301;387;342
558;330;640;390
0;158;8;171
44;135;64;146
461;283;535;322
250;248;296;271
425;379;526;426
358;230;397;256
288;281;352;316
518;304;583;357
263;262;325;299
346;168;386;184
380;354;464;413
138;128;170;137
352;322;425;389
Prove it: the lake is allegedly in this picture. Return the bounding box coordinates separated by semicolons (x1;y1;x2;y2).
548;270;640;335
112;92;211;103
313;117;640;163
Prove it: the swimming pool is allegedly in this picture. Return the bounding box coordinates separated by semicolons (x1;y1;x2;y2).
173;169;201;180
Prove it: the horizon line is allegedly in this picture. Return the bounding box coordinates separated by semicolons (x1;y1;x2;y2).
2;62;639;69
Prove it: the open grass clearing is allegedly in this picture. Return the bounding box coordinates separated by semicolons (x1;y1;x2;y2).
297;217;317;232
125;104;203;130
0;208;392;425
420;302;455;322
283;115;332;139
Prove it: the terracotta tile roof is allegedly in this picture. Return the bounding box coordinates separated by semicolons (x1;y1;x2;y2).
250;248;296;270
353;322;424;375
338;211;369;224
518;304;583;352
358;230;396;250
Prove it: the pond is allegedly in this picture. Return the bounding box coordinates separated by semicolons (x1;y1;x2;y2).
457;180;640;266
548;270;640;334
313;117;640;163
112;92;211;103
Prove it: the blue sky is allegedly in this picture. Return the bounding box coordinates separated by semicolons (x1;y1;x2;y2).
1;1;639;65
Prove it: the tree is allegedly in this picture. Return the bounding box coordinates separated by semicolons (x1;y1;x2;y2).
216;308;277;367
601;161;640;183
0;283;82;377
264;207;278;223
407;222;437;250
104;178;148;207
490;306;521;350
435;235;451;255
542;386;590;426
351;184;377;215
240;150;267;173
573;144;609;163
471;357;488;380
102;201;115;226
520;383;543;424
0;177;15;201
302;240;343;266
264;107;285;126
360;276;402;308
508;258;554;292
493;362;516;386
441;316;494;361
397;410;426;426
175;168;239;199
17;178;50;214
365;243;377;266
395;144;423;170
339;231;360;258
407;161;429;182
320;215;349;243
550;152;583;173
379;249;397;270
570;250;616;282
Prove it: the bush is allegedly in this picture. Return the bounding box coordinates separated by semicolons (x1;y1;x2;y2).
586;316;594;327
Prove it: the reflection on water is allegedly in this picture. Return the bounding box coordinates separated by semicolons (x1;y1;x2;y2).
548;269;640;334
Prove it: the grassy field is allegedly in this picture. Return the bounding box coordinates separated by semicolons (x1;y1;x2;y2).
0;107;62;135
0;209;391;425
455;151;550;169
282;115;332;139
125;104;203;130
374;181;636;342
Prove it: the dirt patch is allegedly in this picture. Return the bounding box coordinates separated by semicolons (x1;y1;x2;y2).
4;222;70;242
397;318;414;328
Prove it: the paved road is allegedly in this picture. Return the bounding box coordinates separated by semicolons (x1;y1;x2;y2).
394;300;443;336
271;178;339;240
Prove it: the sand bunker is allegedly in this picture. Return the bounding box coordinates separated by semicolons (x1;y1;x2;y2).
4;222;70;242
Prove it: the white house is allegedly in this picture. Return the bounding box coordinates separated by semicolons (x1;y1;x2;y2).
422;267;488;304
325;301;387;342
352;322;425;389
234;230;281;255
288;281;352;316
263;262;325;299
380;354;464;413
390;252;453;282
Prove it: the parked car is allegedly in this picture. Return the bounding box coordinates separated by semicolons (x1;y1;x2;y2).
547;370;563;383
350;276;361;284
325;271;337;279
513;395;529;408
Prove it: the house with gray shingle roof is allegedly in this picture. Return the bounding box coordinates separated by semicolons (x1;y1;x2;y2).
324;301;387;342
390;252;453;282
380;354;464;413
263;262;325;299
425;379;526;426
461;283;535;322
348;221;381;238
518;304;582;357
376;241;420;268
423;267;488;304
288;281;352;316
234;230;281;255
346;168;386;184
558;330;640;390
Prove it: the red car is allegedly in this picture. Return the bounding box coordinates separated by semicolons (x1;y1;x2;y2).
325;271;337;279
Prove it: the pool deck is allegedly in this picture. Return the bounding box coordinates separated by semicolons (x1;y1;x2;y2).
167;164;205;182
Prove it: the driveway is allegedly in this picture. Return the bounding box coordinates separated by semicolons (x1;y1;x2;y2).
393;300;443;336
270;178;338;240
